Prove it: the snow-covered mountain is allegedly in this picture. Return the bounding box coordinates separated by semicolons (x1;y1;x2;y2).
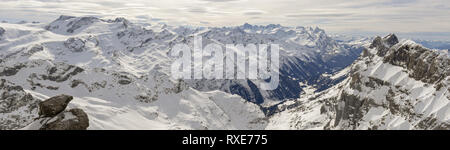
173;23;364;104
267;34;449;130
0;15;365;129
333;33;450;51
414;39;450;50
0;16;266;129
1;16;448;130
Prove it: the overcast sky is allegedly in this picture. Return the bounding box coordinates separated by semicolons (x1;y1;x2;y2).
0;0;449;37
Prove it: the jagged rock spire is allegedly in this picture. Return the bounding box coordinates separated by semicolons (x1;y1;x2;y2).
370;33;399;56
383;33;399;47
56;15;76;21
0;27;5;37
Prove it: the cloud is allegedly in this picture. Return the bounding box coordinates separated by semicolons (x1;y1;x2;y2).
151;18;164;21
187;7;208;13
0;0;448;37
285;13;353;18
242;10;265;16
200;0;240;2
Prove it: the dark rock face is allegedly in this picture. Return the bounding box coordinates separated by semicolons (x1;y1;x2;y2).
327;34;449;129
368;33;448;84
40;63;84;82
56;15;76;21
45;15;98;34
0;27;5;37
369;37;383;49
118;80;131;85
0;64;26;76
24;44;44;56
383;34;399;47
0;79;37;113
114;73;133;85
32;94;90;130
64;37;86;52
38;95;73;117
40;108;89;130
0;79;39;130
334;92;366;128
106;17;131;28
370;34;399;57
66;17;98;33
384;44;449;84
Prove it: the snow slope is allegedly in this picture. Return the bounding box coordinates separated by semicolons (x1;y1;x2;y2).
0;16;268;129
267;34;450;130
0;15;364;130
1;16;447;130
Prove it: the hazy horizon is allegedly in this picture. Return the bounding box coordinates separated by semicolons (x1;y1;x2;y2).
1;0;449;40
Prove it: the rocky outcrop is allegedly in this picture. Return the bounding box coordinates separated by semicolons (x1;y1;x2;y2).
0;27;5;37
370;34;399;57
366;34;448;84
0;64;26;76
113;72;133;85
105;17;131;28
0;79;39;130
383;34;399;47
270;33;449;130
26;94;89;130
40;108;89;130
66;17;99;33
38;94;73;117
384;42;449;84
332;34;449;129
334;92;365;128
46;16;99;33
64;37;86;52
24;44;44;56
40;62;85;82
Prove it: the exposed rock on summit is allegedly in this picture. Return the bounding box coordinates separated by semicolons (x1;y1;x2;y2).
40;108;89;130
0;27;5;37
267;34;449;130
0;79;39;130
24;94;89;130
370;34;399;56
64;37;86;52
38;94;73;117
383;41;449;84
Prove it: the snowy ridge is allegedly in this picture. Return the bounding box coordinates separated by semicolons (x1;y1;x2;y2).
0;59;266;129
176;22;363;103
0;16;269;129
267;34;449;130
0;15;364;129
3;15;363;103
1;16;447;130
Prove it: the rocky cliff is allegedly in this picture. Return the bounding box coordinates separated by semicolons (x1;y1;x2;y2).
268;34;449;130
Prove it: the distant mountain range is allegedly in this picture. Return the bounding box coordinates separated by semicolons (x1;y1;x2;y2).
0;16;448;130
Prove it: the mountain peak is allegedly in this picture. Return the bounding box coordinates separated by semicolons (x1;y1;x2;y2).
242;22;252;28
313;26;324;33
369;36;382;48
45;16;100;34
45;16;133;34
383;33;399;47
369;33;399;56
0;27;5;37
55;15;76;21
383;40;449;84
